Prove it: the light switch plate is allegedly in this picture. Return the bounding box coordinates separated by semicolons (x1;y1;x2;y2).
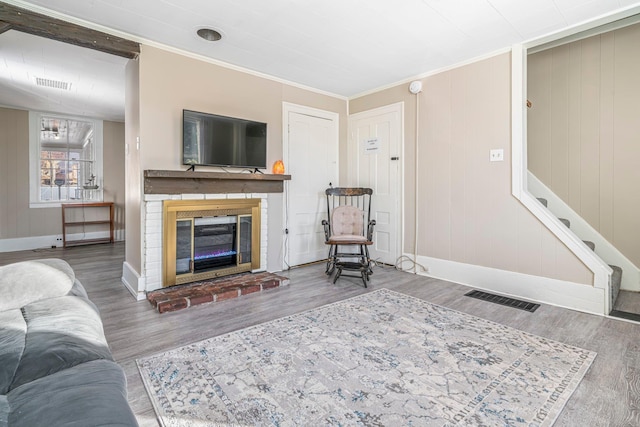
490;149;504;162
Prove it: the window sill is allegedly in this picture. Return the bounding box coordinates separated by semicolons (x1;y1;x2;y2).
30;200;103;209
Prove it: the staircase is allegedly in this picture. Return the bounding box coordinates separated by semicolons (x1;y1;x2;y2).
536;197;622;311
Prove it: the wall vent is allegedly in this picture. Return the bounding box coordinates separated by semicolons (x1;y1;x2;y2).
35;77;72;91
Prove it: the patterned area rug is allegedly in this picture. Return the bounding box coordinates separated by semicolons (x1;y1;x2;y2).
137;289;595;426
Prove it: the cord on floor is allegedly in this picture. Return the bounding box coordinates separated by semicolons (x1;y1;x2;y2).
394;255;428;273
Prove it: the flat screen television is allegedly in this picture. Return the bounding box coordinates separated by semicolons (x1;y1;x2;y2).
182;109;267;169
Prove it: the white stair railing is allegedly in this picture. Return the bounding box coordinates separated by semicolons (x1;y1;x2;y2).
528;172;640;293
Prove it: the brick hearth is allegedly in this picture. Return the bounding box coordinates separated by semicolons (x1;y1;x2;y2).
147;272;289;313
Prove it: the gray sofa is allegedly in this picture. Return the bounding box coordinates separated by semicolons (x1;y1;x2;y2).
0;259;138;427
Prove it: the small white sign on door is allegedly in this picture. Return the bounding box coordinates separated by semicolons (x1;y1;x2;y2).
363;137;380;155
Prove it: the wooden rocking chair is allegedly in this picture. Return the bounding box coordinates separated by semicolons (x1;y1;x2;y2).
322;187;375;287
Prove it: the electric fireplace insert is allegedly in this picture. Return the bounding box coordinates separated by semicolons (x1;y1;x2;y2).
163;199;261;287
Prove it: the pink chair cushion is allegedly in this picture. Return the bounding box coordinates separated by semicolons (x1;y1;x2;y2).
328;234;369;244
331;206;364;237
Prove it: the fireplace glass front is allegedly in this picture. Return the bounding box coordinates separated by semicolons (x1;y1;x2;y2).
239;215;251;264
174;214;253;278
176;219;192;275
193;216;237;271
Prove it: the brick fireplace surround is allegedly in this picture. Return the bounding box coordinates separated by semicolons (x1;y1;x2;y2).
129;170;292;309
143;192;269;293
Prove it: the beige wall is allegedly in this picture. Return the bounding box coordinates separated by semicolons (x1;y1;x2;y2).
0;106;126;243
134;45;347;272
125;58;142;273
138;46;347;173
351;53;592;285
0;107;58;238
103;121;126;240
528;23;640;267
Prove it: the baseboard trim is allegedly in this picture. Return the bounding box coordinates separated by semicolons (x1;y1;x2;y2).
0;235;59;252
122;261;147;301
0;230;125;253
407;253;606;315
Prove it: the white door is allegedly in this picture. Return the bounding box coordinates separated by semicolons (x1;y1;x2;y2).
284;104;339;267
348;103;403;266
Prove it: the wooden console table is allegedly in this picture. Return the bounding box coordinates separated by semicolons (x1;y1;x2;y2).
61;202;114;247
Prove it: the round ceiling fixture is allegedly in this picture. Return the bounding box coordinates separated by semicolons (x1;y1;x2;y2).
197;28;222;42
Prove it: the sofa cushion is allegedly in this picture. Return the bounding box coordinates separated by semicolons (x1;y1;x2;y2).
0;310;26;395
68;278;89;299
10;295;113;391
0;259;74;312
7;359;138;427
0;395;8;427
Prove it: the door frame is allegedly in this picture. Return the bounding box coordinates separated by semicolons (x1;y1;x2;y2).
282;102;340;270
348;102;404;267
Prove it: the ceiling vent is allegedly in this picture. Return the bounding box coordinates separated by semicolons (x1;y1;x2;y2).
35;77;72;91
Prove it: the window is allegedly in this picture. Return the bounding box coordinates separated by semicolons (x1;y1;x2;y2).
29;112;103;207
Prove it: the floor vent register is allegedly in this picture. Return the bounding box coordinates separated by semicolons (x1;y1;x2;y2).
464;290;540;313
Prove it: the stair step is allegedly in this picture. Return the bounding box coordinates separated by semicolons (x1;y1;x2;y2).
537;197;548;207
583;240;595;251
610;265;623;309
559;218;570;228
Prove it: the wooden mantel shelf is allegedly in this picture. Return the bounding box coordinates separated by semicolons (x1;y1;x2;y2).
144;170;291;194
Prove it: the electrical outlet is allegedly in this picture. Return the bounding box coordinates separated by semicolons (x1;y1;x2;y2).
490;149;504;162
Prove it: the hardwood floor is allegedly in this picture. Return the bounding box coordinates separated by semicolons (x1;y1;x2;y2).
2;243;639;426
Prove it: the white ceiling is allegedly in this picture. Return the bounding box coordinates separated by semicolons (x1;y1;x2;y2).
0;30;128;121
1;0;640;121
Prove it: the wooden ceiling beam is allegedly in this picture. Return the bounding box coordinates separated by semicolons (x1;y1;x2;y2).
0;20;12;34
0;2;139;59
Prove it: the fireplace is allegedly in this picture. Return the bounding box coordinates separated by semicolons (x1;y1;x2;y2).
163;199;261;287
